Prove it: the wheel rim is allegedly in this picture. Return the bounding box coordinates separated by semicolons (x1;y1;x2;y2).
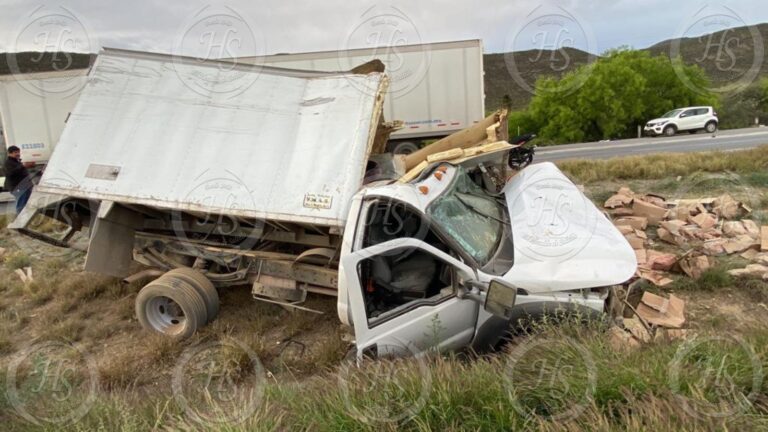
707;123;716;132
146;296;186;336
665;127;675;136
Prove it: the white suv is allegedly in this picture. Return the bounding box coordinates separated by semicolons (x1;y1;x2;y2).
644;106;719;137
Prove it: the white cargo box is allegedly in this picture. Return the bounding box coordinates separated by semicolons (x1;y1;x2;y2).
37;48;387;228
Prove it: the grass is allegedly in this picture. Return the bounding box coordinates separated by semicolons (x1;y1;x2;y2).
559;145;768;184
0;321;764;431
3;151;768;430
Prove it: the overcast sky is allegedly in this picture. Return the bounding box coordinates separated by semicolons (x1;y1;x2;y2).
1;0;767;57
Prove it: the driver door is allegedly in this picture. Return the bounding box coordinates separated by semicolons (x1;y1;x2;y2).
342;238;480;358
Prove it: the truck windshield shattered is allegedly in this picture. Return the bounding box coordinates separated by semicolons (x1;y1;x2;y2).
427;167;504;267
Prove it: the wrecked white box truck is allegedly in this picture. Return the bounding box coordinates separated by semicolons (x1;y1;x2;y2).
12;48;636;358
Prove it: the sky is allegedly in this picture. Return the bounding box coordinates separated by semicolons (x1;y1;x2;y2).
1;0;767;57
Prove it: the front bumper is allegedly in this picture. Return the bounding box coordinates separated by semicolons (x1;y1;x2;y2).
644;125;665;136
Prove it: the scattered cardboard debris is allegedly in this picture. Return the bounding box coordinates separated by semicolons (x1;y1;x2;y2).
636;292;686;329
654;328;690;342
635;249;648;265
677;255;713;279
605;188;634;209
636;268;674;287
762;226;768;251
713;194;750;219
609;185;759;285
15;267;33;284
647;250;677;272
623;317;652;343
741;249;759;260
689;212;717;230
728;264;768;278
608;326;641;351
632;199;668;225
615;216;648;230
625;232;646;250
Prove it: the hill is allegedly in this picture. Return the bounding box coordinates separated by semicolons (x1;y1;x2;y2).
2;23;768;125
484;23;768;114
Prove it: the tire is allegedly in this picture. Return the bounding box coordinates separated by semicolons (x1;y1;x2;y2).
162;268;219;322
390;141;419;155
135;278;208;339
705;121;718;133
663;125;677;137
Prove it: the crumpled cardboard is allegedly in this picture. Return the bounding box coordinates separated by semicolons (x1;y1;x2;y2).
636;292;686;329
647;250;677;272
605;187;634;209
615;216;648;230
677;255;713;279
632;199;668;225
636;268;674;286
728;264;768;278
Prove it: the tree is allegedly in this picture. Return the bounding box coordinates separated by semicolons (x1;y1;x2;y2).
512;50;719;144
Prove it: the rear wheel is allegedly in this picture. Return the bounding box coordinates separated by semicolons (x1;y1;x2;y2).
162;268;219;322
705;121;718;133
136;277;208;339
663;125;677;137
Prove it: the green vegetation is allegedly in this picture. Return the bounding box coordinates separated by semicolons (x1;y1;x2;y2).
559;145;768;183
509;50;718;144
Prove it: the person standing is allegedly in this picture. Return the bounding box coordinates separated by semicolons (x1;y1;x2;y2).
4;146;34;213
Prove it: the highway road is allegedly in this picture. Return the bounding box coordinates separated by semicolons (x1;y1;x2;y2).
537;127;768;162
1;127;766;216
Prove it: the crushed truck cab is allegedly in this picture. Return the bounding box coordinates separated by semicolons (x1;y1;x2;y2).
11;48;636;359
337;162;636;356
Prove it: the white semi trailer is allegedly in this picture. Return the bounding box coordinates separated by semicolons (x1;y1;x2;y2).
237;39;486;155
0;69;88;167
13;48;635;358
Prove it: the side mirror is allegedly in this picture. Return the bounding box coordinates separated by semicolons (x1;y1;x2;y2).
484;279;518;320
680;113;687;118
